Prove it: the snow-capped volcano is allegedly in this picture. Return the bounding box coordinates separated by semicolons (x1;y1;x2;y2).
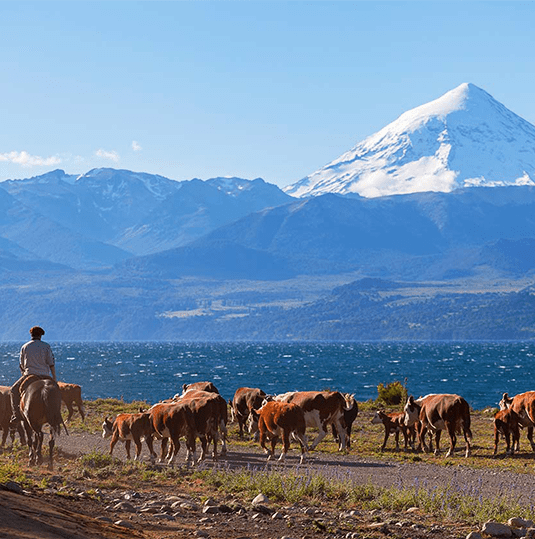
285;83;535;198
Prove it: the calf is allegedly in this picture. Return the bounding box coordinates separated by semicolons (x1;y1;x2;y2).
102;412;155;461
404;394;472;457
58;381;85;422
371;410;415;451
231;387;267;438
251;401;308;463
0;385;26;448
499;391;535;452
332;394;358;449
493;407;521;456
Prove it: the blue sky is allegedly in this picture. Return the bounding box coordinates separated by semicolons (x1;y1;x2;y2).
1;1;533;187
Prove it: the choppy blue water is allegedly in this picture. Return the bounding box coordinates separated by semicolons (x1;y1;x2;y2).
1;341;534;409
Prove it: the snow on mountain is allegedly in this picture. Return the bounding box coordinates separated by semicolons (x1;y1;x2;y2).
285;83;535;198
76;168;178;201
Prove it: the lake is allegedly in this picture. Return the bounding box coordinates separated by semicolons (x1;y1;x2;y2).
1;341;534;409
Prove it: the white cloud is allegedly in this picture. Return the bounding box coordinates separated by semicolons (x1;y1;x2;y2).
132;140;142;152
0;150;61;167
95;149;120;162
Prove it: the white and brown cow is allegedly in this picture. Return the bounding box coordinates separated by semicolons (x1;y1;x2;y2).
58;381;85;422
273;391;354;451
231;387;267;438
493;407;521;456
371;410;415;452
251;401;308;463
332;393;358;449
102;411;156;461
404;394;472;457
499;391;535;452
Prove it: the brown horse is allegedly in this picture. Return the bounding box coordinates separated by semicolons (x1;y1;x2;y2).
20;377;66;469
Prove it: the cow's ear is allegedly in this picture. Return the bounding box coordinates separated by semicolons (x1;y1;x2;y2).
502;392;509;400
408;396;414;404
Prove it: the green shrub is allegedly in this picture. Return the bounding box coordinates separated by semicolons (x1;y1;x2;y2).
377;380;408;406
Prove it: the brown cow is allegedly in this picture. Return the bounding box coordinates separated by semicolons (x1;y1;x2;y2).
58;381;85;422
182;381;219;394
231;387;267;438
404;394;472;457
102;412;156;461
493;407;521;456
177;389;228;461
149;402;196;465
499;392;535;452
251;401;308;463
274;391;354;451
371;410;416;452
0;386;26;447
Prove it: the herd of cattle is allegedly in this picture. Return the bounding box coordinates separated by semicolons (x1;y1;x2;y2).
1;380;535;468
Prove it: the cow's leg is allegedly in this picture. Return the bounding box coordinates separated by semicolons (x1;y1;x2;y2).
77;401;86;421
184;433;195;464
527;426;535;451
294;431;308;464
167;436;180;465
145;435;156;463
109;432;119;457
332;418;347;451
219;419;227;455
196;435;208;464
133;437;143;461
418;424;429;453
159;437;168;462
462;423;472;458
125;440;132;460
278;430;290;462
394;429;400;451
434;429;443;456
269;435;279;461
65;402;75;422
380;427;390;451
493;427;501;456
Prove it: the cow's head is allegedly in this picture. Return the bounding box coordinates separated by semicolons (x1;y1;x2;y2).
371;410;386;425
101;417;114;438
499;392;513;411
247;408;260;435
403;396;420;426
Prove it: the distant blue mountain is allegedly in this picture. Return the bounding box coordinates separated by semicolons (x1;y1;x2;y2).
125;186;535;280
1;168;293;269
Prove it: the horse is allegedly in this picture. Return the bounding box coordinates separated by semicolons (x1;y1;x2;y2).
19;377;67;469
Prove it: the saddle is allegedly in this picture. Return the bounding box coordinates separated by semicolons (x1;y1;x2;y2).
19;374;55;395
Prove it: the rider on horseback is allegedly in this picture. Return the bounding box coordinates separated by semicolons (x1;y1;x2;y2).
10;326;57;426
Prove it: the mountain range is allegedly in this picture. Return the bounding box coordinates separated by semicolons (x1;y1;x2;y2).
2;82;535;340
